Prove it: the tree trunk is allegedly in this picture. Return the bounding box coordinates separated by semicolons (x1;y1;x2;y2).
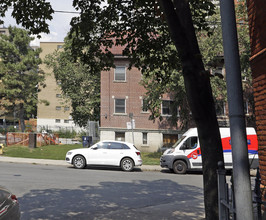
19;103;25;132
159;0;225;219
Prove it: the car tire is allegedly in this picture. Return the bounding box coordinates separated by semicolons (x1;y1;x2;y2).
73;155;86;169
173;160;187;174
121;158;134;172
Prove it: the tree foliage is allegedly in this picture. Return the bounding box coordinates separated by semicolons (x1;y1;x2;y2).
44;36;100;127
0;26;45;131
142;3;253;128
0;0;54;36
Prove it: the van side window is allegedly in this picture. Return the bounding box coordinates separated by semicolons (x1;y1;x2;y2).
183;137;198;149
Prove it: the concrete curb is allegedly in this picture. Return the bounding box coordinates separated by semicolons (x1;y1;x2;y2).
0;156;162;171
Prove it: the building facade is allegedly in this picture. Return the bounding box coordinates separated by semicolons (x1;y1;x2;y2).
37;42;81;132
247;0;266;196
100;47;183;152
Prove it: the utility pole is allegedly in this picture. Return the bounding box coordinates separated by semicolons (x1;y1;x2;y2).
219;0;253;219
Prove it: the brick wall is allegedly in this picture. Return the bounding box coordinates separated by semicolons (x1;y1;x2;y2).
253;74;266;183
247;0;266;191
100;58;180;130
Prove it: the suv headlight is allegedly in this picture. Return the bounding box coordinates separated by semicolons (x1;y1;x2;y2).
67;152;73;155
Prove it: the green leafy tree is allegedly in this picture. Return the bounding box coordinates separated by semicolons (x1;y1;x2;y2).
44;36;100;127
0;26;45;131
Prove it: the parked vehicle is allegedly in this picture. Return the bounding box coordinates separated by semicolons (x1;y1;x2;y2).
160;127;259;174
66;140;142;171
0;186;20;220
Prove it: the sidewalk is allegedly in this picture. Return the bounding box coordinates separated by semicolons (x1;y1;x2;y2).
0;156;162;171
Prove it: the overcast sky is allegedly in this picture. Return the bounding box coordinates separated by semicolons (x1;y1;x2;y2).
2;0;78;46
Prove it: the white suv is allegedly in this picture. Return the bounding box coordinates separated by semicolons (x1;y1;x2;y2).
66;140;142;171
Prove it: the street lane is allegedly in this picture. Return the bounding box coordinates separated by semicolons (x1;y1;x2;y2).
0;162;205;220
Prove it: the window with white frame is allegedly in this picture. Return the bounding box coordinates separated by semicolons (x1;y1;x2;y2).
64;120;69;123
115;99;126;113
115;132;125;141
114;66;126;81
55;119;60;123
143;132;148;145
162;100;174;116
142;98;149;112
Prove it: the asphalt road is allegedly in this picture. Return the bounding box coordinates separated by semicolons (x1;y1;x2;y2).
0;161;205;220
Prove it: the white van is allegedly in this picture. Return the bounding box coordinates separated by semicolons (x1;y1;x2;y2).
160;127;259;174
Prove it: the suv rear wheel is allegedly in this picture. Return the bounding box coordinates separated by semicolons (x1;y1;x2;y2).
121;158;134;172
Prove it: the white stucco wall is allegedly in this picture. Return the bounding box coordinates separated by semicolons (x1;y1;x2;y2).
100;129;163;152
37;118;83;132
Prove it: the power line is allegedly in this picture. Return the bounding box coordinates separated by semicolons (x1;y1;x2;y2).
54;10;80;14
7;7;80;15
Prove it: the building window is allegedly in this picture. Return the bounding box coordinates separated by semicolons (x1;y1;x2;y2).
215;100;225;116
114;66;126;81
56;94;62;98
143;132;148;145
115;132;125;141
56;106;61;111
162;100;174;116
57;45;63;49
142;99;149;112
115;99;126;113
64;120;69;123
55;119;60;123
64;106;70;111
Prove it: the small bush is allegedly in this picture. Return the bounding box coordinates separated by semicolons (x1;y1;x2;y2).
56;129;77;138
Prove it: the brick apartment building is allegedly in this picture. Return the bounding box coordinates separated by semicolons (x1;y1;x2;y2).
246;0;266;192
37;42;82;132
100;46;183;152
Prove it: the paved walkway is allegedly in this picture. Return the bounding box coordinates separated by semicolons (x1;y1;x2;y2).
0;156;162;171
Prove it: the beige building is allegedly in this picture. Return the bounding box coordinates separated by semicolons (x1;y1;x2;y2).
37;42;81;132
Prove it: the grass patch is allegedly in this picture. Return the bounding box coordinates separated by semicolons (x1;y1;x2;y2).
3;145;162;165
3;144;82;160
141;152;162;165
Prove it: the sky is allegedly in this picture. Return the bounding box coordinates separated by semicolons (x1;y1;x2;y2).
2;0;78;46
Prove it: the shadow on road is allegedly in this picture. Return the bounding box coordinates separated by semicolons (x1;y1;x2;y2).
19;179;205;220
67;165;143;172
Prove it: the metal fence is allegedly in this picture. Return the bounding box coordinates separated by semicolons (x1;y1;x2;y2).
218;162;265;220
6;132;59;147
